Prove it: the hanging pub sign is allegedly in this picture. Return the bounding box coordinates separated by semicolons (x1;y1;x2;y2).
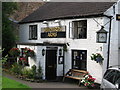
41;26;66;38
116;14;120;20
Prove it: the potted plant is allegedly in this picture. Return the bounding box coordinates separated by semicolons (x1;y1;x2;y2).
9;48;20;57
91;53;104;63
81;74;96;88
23;47;35;57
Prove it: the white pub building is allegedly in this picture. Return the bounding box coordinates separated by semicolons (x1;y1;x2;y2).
17;1;120;83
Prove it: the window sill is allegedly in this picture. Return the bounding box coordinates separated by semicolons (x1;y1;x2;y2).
29;39;37;40
72;38;87;39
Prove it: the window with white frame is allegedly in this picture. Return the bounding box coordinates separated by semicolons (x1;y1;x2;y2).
72;20;87;39
29;25;37;40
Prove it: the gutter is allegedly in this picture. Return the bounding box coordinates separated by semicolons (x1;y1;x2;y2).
18;13;104;24
103;14;113;69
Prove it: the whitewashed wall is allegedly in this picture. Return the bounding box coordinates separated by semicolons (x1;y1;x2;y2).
18;1;120;83
19;17;106;83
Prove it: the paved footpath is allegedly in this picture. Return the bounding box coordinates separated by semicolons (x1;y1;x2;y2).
3;72;99;89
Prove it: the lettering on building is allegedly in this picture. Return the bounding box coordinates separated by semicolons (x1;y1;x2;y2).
41;26;66;38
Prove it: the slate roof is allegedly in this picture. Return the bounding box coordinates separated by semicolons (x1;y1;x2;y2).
19;2;115;24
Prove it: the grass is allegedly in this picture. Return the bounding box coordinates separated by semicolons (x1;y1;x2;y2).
2;76;31;89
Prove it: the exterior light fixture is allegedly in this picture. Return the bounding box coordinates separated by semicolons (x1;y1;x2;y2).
54;20;60;23
42;49;45;56
43;21;48;24
59;49;62;56
96;26;108;43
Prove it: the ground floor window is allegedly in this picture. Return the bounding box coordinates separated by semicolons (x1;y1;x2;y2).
72;50;87;70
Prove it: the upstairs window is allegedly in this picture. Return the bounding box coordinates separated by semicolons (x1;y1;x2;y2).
72;20;87;39
29;25;37;40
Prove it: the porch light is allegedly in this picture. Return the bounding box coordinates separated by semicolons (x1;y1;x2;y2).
59;49;62;56
42;49;45;56
96;26;108;43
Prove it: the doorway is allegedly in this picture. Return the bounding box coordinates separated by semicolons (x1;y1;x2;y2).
46;47;57;80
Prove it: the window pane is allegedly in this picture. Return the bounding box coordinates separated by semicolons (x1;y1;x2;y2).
104;70;116;84
72;20;87;39
29;25;37;40
72;50;87;70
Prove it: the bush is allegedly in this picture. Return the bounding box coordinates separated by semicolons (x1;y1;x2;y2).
31;65;37;79
21;68;33;79
37;64;43;79
10;63;22;75
9;48;20;57
21;65;37;79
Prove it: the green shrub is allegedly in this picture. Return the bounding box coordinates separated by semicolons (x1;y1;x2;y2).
31;65;37;79
21;68;33;79
10;63;22;75
37;64;43;79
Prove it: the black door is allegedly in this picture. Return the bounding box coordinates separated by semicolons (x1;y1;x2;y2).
46;47;57;80
72;50;87;70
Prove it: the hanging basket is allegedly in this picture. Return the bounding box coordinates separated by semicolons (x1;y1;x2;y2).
23;48;35;57
9;48;20;57
91;53;104;63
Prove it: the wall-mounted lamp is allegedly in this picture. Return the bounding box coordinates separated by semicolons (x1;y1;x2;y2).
43;21;48;24
66;43;70;46
54;20;61;26
59;48;62;56
42;49;45;56
54;20;60;23
96;26;108;43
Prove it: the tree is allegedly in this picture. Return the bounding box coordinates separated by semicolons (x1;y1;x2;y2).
2;2;18;56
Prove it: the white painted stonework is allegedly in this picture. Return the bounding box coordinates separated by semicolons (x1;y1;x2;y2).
17;1;120;84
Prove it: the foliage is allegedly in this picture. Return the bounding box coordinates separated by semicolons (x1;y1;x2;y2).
81;74;96;88
21;65;37;79
31;65;37;79
2;76;30;88
2;55;8;64
63;44;67;52
37;63;43;79
91;53;104;63
19;57;28;66
2;2;18;56
23;47;35;57
21;68;33;79
9;48;20;57
10;63;22;75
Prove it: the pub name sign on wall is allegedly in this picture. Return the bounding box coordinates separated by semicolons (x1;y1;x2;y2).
41;26;66;38
116;14;120;20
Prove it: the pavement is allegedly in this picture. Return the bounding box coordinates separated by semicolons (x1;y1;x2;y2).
3;72;99;89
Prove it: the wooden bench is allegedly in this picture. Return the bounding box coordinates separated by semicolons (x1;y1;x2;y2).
63;69;88;86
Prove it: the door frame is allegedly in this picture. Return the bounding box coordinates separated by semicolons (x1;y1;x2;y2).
45;47;57;80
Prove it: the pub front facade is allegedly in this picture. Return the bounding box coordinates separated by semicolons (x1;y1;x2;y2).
17;2;120;83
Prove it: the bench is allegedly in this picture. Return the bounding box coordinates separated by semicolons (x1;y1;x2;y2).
63;69;88;86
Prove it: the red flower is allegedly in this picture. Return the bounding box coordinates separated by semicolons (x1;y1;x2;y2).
19;57;26;62
88;75;92;78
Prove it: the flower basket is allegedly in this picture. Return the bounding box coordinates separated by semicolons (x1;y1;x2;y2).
19;57;29;66
81;74;96;88
9;48;20;57
23;48;35;57
91;53;104;63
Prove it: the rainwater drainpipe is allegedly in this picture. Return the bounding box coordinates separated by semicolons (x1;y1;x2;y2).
104;15;113;69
